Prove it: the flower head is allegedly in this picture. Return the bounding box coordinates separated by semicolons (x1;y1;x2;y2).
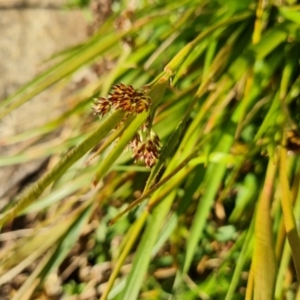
93;83;152;119
131;130;161;168
92;83;160;167
92;97;111;118
109;83;152;114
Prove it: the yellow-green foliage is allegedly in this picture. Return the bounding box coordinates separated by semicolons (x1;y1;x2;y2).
1;1;300;299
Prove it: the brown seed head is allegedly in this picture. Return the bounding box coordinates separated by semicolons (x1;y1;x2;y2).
128;133;142;151
93;97;111;118
109;84;152;114
132;130;161;168
92;83;159;167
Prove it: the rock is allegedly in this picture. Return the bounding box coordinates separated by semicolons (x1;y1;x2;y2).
0;3;87;199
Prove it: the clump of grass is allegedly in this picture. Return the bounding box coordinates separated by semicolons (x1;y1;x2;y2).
1;1;300;299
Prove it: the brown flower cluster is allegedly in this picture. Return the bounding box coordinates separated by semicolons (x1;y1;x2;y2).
93;83;151;118
129;130;161;168
93;83;160;168
92;97;111;118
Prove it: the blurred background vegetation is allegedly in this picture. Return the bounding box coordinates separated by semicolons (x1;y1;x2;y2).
1;0;300;299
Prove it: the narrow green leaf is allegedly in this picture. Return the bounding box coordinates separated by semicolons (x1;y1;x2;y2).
225;220;254;300
279;146;300;282
0;111;125;226
253;159;277;300
183;130;233;273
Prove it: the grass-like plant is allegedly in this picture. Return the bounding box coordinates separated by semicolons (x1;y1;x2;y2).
1;0;300;299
